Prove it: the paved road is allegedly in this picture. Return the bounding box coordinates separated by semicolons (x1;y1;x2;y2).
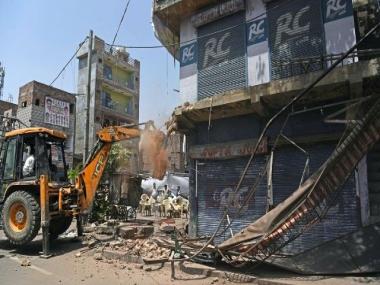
0;231;232;285
2;230;380;285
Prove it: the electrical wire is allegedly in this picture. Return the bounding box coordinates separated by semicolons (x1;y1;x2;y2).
110;0;132;49
110;1;287;50
50;37;88;87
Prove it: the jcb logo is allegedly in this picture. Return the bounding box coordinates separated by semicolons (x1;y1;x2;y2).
203;32;231;68
275;6;310;46
93;153;105;178
326;0;347;21
181;43;196;65
247;18;267;45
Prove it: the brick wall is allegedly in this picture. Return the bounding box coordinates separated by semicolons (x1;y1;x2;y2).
17;81;76;166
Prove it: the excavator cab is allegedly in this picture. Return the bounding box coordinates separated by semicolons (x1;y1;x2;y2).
0;128;68;199
0;128;70;246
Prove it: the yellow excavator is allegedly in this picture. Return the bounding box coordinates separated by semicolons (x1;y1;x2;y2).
0;123;163;256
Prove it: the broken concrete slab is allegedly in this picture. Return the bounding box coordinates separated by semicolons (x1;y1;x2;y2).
118;226;137;239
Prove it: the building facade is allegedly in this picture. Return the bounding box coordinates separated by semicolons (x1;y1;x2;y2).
75;35;140;172
0;99;17;117
17;81;76;166
167;133;186;173
154;0;380;273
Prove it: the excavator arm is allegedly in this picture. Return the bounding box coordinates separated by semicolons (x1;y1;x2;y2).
76;126;140;210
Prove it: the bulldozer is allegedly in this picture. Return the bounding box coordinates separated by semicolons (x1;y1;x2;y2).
0;121;162;256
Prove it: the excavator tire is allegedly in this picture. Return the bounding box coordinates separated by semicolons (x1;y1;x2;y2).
1;191;41;246
49;216;73;240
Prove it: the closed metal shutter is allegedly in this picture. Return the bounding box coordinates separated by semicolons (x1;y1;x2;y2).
196;155;267;244
272;143;360;255
268;0;325;80
367;142;380;217
197;12;247;100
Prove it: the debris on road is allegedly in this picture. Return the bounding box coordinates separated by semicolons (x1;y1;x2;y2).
20;258;31;267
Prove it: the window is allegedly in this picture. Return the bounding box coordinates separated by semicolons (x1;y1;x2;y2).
35;99;40;106
45;138;67;182
21;136;36;178
79;57;87;69
21;101;27;108
103;65;112;80
127;100;133;115
69;104;74;114
100;91;112;108
3;138;17;180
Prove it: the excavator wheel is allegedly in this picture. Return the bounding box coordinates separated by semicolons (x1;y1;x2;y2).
1;191;41;246
49;216;73;240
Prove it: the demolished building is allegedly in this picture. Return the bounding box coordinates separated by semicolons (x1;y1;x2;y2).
153;0;380;274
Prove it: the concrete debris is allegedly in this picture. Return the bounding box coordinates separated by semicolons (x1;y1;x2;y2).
159;218;176;233
143;265;152;272
87;239;97;248
106;219;119;227
134;264;143;270
20;258;31;267
83;223;97;233
94;253;103;261
211;277;219;284
109;240;123;248
75;252;81;258
63;230;77;239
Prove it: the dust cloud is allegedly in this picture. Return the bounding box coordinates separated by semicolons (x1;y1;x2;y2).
139;127;168;180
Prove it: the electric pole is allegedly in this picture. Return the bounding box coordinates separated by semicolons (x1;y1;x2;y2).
83;30;93;164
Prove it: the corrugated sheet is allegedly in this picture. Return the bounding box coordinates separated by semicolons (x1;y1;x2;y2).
196;155;267;244
272;143;360;255
268;0;325;79
197;11;247;100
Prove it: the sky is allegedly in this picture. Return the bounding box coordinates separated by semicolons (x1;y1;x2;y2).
0;0;181;129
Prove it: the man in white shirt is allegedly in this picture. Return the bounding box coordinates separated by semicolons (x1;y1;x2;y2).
23;146;35;177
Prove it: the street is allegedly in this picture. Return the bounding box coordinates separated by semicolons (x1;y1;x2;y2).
0;230;238;285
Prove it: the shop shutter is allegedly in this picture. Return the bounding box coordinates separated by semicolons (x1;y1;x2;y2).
267;0;325;80
272;142;360;255
196;155;267;244
197;11;247;100
367;142;380;217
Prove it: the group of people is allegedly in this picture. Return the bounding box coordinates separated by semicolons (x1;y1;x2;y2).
139;183;188;218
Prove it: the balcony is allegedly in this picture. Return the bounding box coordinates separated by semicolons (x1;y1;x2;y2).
103;43;139;71
100;102;135;120
102;74;137;95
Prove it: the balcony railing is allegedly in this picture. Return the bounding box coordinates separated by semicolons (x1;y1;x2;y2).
272;49;380;80
102;75;136;93
101;101;134;117
104;43;139;69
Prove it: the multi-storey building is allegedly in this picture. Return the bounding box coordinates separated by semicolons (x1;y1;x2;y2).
154;0;380;273
75;35;140;173
17;81;76;166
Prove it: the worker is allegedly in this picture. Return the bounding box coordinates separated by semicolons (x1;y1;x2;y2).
164;185;174;199
152;182;158;199
23;146;35;177
176;186;181;197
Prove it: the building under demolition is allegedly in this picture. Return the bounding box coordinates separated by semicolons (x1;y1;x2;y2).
154;0;380;273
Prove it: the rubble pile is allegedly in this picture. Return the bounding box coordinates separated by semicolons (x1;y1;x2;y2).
105;238;171;260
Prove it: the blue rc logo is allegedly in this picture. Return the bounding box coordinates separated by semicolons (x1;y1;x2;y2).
247;18;268;46
180;42;197;67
